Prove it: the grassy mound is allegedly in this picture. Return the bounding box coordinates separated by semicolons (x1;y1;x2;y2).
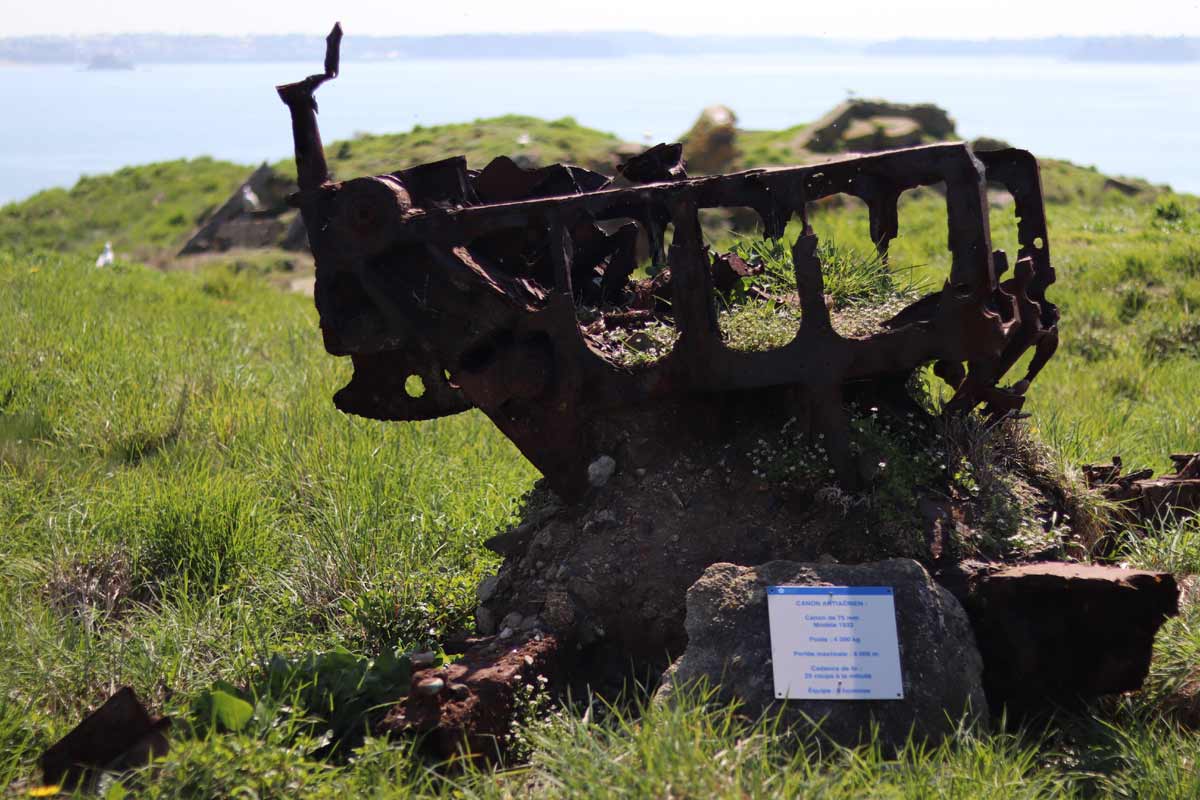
0;115;624;265
0;158;248;263
289;114;623;184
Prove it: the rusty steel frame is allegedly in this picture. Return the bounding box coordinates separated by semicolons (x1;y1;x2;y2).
278;24;1059;501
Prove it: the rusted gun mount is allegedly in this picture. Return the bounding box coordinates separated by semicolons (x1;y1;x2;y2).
278;25;1059;501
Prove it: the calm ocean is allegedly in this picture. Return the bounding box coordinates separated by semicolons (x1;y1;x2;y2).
1;53;1197;205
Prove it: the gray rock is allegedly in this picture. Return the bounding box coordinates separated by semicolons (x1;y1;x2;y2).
587;455;617;487
476;575;500;604
415;677;445;696
409;651;437;668
475;605;496;635
657;559;987;751
501;611;525;631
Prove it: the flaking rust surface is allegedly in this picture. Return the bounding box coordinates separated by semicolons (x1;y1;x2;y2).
1084;453;1200;527
378;635;558;762
278;23;1060;502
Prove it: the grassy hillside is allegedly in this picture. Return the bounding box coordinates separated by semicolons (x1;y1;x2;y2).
2;113;1200;795
3;236;1199;798
288;114;624;184
0;159;249;264
0;115;624;264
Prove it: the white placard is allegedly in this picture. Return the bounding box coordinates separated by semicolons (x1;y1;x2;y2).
766;585;904;700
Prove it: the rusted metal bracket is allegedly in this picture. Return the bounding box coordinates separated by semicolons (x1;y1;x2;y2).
278;25;1060;501
1084;453;1200;526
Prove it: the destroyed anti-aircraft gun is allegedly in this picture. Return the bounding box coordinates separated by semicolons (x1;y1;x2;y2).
278;24;1059;501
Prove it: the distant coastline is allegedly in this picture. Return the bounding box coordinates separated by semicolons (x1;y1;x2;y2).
869;35;1198;63
86;53;135;71
0;32;1196;65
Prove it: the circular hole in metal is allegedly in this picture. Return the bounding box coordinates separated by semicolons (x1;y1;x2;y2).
1033;236;1044;250
404;374;426;399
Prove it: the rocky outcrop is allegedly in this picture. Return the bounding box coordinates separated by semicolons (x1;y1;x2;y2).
657;559;987;751
178;163;305;255
680;105;739;174
799;100;956;154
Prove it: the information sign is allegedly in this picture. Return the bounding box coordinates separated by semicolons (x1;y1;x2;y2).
766;586;904;700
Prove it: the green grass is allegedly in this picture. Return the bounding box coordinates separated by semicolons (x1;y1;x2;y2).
0;252;537;791
737;123;809;167
3;114;1200;795
0;116;624;266
0;158;250;263
293;114;623;185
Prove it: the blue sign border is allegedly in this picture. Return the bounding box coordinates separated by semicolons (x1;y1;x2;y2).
767;586;893;596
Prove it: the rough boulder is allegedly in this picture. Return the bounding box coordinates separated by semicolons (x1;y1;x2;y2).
656;559;988;751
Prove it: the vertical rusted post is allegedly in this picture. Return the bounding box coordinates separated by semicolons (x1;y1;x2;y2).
275;22;343;192
547;212;575;300
667;196;718;374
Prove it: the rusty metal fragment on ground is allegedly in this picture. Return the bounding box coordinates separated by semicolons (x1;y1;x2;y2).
936;561;1179;717
377;634;558;762
40;686;170;791
1084;453;1200;525
278;24;1060;501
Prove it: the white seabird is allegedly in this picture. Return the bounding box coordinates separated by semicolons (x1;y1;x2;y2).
95;241;114;268
241;184;261;212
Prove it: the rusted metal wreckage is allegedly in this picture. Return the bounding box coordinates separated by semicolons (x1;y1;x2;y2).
278;24;1059;501
1084;453;1200;527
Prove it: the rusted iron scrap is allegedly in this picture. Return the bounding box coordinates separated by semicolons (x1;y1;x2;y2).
278;24;1060;501
1084;454;1200;525
40;687;170;791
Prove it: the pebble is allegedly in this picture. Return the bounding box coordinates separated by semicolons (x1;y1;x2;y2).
415;677;444;696
476;575;500;603
409;651;436;668
448;682;470;699
587;455;617;487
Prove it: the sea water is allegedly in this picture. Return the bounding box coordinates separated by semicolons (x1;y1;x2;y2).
1;52;1197;205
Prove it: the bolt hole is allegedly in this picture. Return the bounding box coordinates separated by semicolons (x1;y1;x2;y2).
1033;236;1044;250
404;374;426;399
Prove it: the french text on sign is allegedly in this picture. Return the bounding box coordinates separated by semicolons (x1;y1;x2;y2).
766;586;904;700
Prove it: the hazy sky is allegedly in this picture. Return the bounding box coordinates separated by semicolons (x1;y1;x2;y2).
3;0;1199;37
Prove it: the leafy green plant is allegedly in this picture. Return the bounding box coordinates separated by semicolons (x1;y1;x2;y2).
1154;197;1189;223
189;646;417;753
1144;315;1200;361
